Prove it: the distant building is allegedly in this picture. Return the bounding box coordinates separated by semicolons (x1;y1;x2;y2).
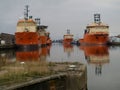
0;33;15;45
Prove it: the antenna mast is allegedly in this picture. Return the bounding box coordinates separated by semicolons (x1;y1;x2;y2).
24;5;29;20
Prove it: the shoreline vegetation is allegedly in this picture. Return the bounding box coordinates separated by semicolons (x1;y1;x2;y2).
0;61;86;89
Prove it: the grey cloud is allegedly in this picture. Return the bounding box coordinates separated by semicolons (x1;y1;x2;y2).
0;0;120;39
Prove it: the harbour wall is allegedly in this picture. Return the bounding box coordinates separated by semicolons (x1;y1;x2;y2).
5;65;87;90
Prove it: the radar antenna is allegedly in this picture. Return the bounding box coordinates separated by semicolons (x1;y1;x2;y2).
67;29;70;34
94;14;101;24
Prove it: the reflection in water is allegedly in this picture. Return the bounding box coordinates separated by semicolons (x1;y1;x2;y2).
15;46;52;76
0;46;51;88
63;44;73;58
15;45;87;90
80;45;109;75
16;46;51;61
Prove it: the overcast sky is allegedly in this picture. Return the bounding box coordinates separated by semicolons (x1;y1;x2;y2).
0;0;120;39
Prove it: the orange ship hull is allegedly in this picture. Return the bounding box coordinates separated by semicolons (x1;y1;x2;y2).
39;36;47;45
63;38;73;44
79;34;109;45
16;46;51;61
15;32;40;45
15;32;50;48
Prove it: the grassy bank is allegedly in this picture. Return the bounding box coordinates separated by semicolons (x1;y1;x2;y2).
0;61;84;88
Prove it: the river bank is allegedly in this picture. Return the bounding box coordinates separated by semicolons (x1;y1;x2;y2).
0;62;87;90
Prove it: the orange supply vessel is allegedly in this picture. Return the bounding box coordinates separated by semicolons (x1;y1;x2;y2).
79;14;109;45
63;29;73;44
15;5;51;48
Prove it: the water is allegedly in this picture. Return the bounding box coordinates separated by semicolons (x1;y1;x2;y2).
0;44;120;90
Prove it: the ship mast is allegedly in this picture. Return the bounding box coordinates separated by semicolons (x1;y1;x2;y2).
24;5;29;20
94;14;101;24
24;5;29;32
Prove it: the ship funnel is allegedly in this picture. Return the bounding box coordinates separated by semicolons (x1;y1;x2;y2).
94;14;101;24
